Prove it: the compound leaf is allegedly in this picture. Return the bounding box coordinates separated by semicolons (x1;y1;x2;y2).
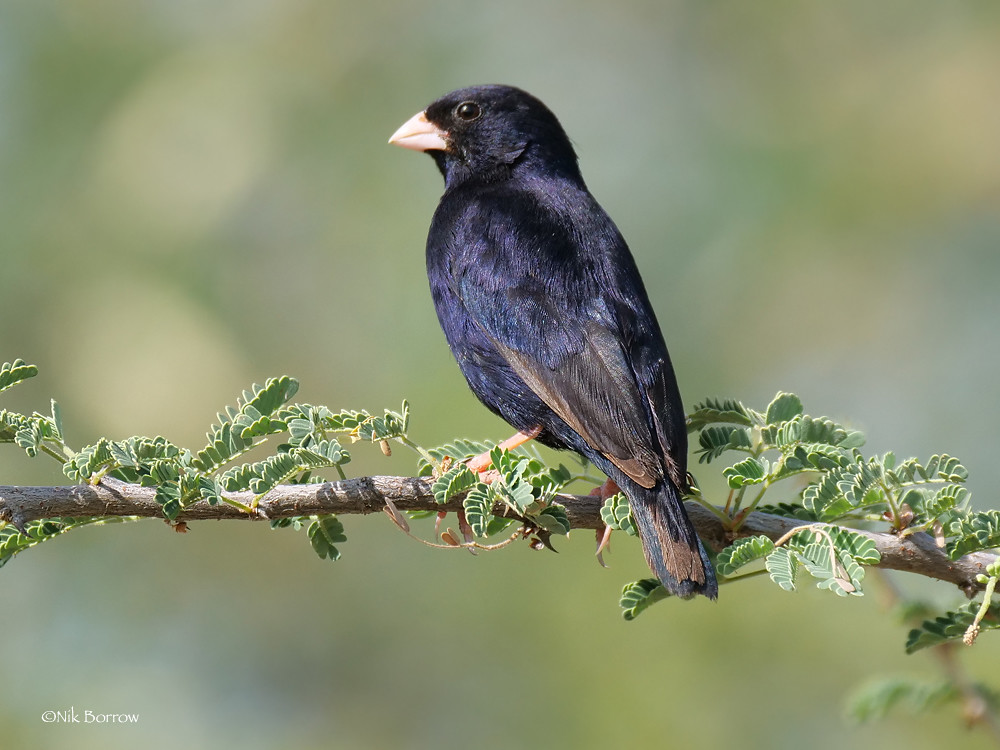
717;535;775;576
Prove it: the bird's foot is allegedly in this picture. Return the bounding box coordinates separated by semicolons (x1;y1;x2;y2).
465;426;543;475
431;426;542;555
591;478;621;500
590;479;621;568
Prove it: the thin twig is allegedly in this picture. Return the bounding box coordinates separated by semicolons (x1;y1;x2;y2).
874;570;1000;744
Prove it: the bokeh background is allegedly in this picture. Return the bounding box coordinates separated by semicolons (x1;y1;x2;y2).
2;1;999;748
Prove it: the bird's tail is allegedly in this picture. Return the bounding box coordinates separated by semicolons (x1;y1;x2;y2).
628;479;718;599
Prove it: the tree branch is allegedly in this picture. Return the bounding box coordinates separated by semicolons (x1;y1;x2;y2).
0;476;993;593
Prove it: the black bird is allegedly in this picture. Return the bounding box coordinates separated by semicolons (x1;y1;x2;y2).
389;84;717;599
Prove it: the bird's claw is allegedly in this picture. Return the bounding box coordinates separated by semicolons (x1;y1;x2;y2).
595;525;613;567
591;479;620;567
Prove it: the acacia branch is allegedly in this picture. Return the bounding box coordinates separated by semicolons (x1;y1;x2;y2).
0;476;993;593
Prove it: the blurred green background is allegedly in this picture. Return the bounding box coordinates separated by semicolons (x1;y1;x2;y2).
2;1;999;748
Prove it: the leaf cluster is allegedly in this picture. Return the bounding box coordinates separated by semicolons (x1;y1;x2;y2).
623;391;986;625
0;359;417;568
440;446;573;542
5;361;1000;676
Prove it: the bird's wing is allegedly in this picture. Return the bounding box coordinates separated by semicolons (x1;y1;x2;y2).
450;209;674;490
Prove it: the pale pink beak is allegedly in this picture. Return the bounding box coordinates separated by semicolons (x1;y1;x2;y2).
388;110;449;152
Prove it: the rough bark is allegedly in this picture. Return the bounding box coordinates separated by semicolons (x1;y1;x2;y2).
1;476;993;593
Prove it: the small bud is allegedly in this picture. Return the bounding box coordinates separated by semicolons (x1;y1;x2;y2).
931;520;946;548
379;440;391;456
964;624;981;647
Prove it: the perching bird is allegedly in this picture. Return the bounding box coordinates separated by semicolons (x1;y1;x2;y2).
389;84;717;599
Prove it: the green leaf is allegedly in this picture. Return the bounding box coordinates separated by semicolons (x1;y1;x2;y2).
220;453;298;495
14;417;44;457
417;439;495;477
308;515;347;561
488;448;536;512
63;438;114;482
947;510;1000;558
761;415;855;450
920;484;968;520
787;527;872;595
193;419;255;473
924;454;968;483
463;483;493;537
286;416;318;445
816;550;865;596
794;544;852;595
889;454;968;485
196;476;224;506
0;408;62;458
50;400;64;441
827;527;881;565
620;578;670;621
237;412;289;440
695;425;753;464
905;602;1000;653
754;502;819;521
765;392;803;425
0;518;135;569
241;376;300;420
910;484;971;519
1;520;66;568
845;677;958;723
525;461;573;494
292;439;349;469
781;443;855;474
765;547;797;591
687;398;757;430
488;446;522;476
717;535;775;576
327;401;409;442
839;430;867;450
432;463;477;504
495;478;535;513
761;527;876;596
191;377;299;472
486;517;516;537
801;459;885;521
723;456;768;488
600;493;637;536
534;503;570;536
218;439;347;499
0;359;38;395
155;481;182;520
109;436;183;469
276;404;339;448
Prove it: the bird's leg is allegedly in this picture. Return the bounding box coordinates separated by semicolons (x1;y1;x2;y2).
465;426;543;475
591;478;621;567
428;427;544;547
430;428;542;544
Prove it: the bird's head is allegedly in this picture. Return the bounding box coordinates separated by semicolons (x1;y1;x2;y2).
389;84;581;187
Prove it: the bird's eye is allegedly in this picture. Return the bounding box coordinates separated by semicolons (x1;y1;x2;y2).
455;101;481;121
